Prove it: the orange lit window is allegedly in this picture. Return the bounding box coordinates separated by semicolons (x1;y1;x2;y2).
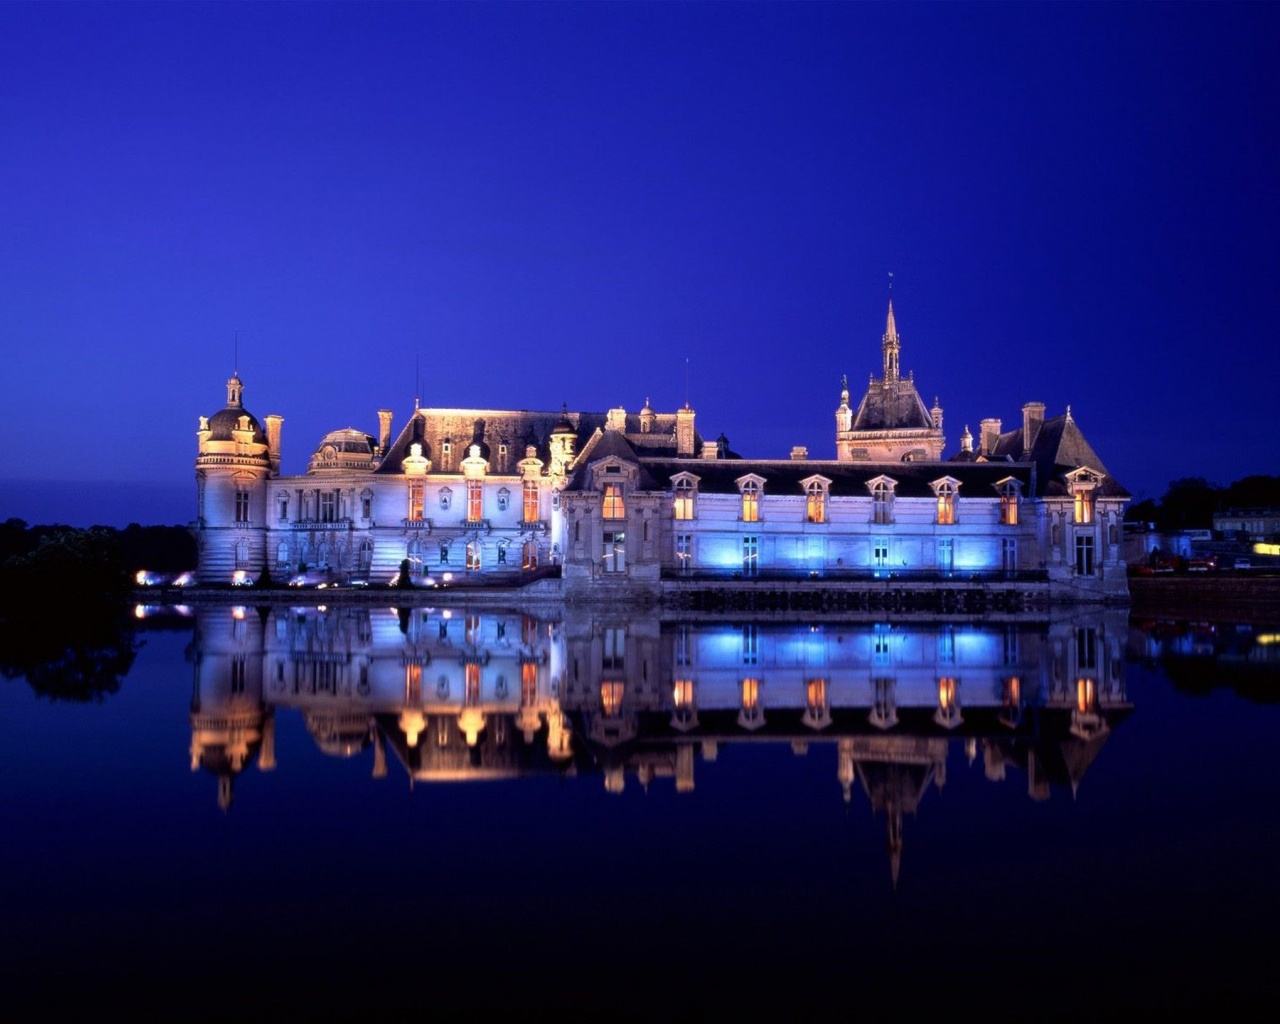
673;679;694;708
1074;491;1093;524
741;481;761;522
467;480;483;522
523;481;539;522
674;478;695;520
602;483;625;519
935;483;957;525
741;677;759;712
938;676;957;710
408;482;424;521
1000;485;1019;525
465;662;481;705
1003;676;1021;709
601;680;625;717
1076;677;1096;713
521;661;538;704
806;482;826;524
406;662;422;704
806;678;827;711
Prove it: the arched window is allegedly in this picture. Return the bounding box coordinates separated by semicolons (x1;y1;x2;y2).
805;480;827;524
740;480;761;523
871;480;894;524
934;481;958;525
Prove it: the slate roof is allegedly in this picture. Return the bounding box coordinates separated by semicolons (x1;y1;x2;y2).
988;413;1129;499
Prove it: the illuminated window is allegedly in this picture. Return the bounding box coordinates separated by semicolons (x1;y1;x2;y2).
408;482;424;521
999;482;1020;525
406;662;422;703
674;478;696;520
743;536;759;577
741;677;759;712
521;661;538;704
603;531;626;572
934;481;957;525
806;678;827;714
674;678;695;709
235;487;251;524
467;480;483;522
741;480;761;522
523;481;539;522
1074;534;1095;576
1074;490;1093;524
805;481;827;523
1076;677;1097;714
602;483;625;519
465;662;481;705
600;680;625;717
465;541;480;571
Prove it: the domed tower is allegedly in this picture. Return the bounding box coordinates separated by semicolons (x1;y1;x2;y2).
194;372;279;582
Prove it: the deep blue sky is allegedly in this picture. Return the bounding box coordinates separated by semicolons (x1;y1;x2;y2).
2;1;1276;527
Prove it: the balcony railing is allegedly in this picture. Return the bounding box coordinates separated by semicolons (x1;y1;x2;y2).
661;567;1050;584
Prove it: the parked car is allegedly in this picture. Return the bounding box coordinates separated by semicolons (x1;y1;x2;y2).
1234;558;1252;570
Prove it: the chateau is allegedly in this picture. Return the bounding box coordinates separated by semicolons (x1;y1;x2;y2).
193;299;1131;602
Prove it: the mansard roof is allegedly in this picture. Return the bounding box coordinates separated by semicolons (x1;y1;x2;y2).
376;405;705;474
564;429;664;491
988;413;1129;499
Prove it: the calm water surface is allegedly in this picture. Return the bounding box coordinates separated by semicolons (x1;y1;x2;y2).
2;600;1276;1018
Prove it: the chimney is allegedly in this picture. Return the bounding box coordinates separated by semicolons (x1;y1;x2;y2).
606;407;627;432
979;418;1002;457
265;414;283;475
1021;402;1045;456
701;440;721;459
676;404;696;456
790;446;808;460
377;409;393;454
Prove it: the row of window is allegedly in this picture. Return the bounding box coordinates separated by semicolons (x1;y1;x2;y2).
672;478;1038;526
408;480;541;523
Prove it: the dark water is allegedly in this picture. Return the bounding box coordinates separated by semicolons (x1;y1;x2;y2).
2;600;1277;1018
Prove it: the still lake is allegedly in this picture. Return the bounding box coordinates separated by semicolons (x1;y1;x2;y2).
2;598;1277;1018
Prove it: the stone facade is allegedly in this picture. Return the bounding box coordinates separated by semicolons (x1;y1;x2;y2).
193;300;1131;602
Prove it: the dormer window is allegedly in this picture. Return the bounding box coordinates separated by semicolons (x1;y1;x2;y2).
802;476;831;524
868;476;896;524
996;479;1021;525
1067;468;1101;524
737;476;764;523
673;474;697;520
931;478;960;525
602;482;625;519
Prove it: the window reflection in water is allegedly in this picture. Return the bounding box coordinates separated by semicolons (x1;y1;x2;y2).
184;601;1134;875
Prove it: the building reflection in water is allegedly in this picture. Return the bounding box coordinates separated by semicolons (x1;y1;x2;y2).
186;601;1130;883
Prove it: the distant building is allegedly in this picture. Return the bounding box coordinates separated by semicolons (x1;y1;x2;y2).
1213;507;1280;541
193;299;1131;601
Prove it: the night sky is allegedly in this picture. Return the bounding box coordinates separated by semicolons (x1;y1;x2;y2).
2;1;1276;527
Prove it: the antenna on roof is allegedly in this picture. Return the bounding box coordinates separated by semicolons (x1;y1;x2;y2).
415;353;420;411
234;330;239;375
684;356;690;409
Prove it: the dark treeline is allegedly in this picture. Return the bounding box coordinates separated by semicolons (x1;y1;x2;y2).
0;520;193;702
1125;475;1280;532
